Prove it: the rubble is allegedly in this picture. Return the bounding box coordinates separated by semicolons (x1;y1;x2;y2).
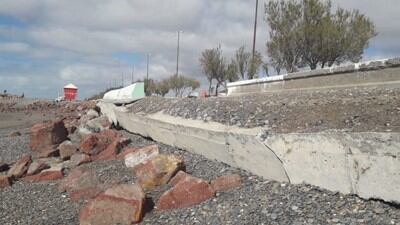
134;154;184;190
8;154;31;178
211;174;242;192
124;144;159;168
156;173;215;211
80;184;145;225
29;119;68;152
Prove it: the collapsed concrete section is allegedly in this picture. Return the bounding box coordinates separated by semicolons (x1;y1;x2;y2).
98;101;400;204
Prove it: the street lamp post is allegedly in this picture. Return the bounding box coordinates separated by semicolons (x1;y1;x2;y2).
146;53;150;80
176;31;183;76
252;0;259;59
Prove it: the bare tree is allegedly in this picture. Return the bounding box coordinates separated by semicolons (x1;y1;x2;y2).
234;46;251;79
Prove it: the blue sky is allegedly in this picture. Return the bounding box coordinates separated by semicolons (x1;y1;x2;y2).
0;0;399;99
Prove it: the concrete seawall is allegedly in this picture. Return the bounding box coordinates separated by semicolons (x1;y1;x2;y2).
227;58;400;96
99;102;400;204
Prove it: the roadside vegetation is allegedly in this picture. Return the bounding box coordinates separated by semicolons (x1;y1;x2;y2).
199;0;377;95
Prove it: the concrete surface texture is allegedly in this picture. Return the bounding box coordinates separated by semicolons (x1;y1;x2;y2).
99;102;400;204
227;58;400;96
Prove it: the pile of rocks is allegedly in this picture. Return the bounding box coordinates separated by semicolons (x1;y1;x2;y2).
0;103;242;224
128;86;400;133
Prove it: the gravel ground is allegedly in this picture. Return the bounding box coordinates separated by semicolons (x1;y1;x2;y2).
129;86;400;133
0;132;30;163
0;130;399;225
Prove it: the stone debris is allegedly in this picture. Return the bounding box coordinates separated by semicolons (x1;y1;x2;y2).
58;168;103;202
85;115;112;132
29;119;68;152
92;137;131;161
58;140;78;160
8;154;32;178
0;175;12;188
23;164;64;182
8;131;21;137
79;184;145;225
79;130;120;156
124;144;159;168
69;153;91;167
35;148;60;159
156;173;215;211
211;174;242;192
134;154;184;190
26;161;50;176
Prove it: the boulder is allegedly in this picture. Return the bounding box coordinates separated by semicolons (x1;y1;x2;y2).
58;140;78;160
8;154;32;178
80;184;145;225
86;116;111;132
211;174;242;192
27;161;50;176
23;165;64;182
0;175;12;188
92;138;131;161
80;130;120;156
58;168;103;202
29;119;68;152
124;145;159;168
35;148;60;159
0;162;9;172
156;174;215;211
70;153;91;167
169;171;191;186
134;154;184;190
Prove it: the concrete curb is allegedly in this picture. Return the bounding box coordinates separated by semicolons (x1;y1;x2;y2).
98;101;400;204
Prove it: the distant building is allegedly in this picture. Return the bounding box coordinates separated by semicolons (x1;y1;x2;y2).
64;83;78;101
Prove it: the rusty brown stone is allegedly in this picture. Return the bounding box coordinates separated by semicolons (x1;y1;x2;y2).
156;174;215;211
29;119;68;152
79;184;145;225
8;154;32;178
211;174;242;192
134;154;184;190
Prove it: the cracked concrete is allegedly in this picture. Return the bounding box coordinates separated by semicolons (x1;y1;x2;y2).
98;101;400;204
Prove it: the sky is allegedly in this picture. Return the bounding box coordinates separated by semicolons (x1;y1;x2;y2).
0;0;399;99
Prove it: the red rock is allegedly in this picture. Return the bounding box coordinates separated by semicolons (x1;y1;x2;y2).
29;119;68;152
8;154;32;178
70;187;103;202
70;153;91;167
156;174;215;211
58;168;103;202
0;175;12;188
26;161;50;176
58;168;89;192
169;171;191;186
23;165;64;182
134;154;184;190
211;174;242;192
80;184;145;225
124;144;159;168
35;148;60;159
0;162;9;172
58;140;78;160
79;130;120;156
92;138;131;161
117;147;138;160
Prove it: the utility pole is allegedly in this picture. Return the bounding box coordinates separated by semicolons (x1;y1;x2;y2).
252;0;259;59
146;53;150;81
176;31;183;76
131;65;135;84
